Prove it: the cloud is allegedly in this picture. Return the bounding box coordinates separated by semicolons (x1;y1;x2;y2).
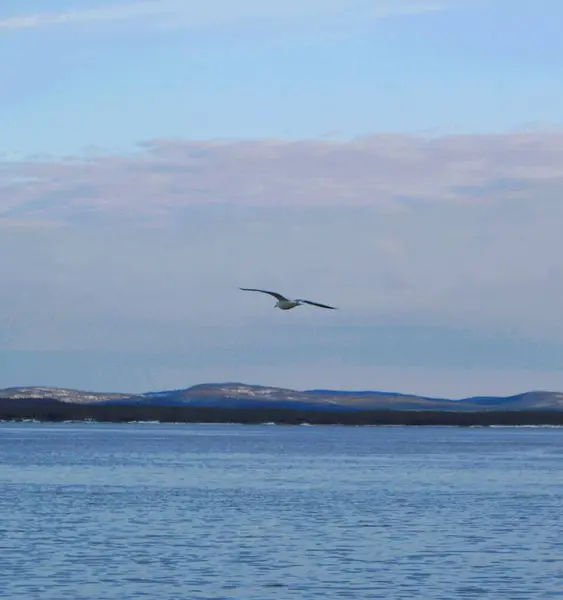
0;0;451;32
1;129;563;394
1;130;563;223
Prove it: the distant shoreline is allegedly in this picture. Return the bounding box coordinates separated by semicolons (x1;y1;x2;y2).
1;398;563;427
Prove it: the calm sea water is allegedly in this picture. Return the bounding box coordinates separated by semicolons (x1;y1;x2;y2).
0;422;562;599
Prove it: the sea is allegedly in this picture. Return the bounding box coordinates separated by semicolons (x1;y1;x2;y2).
0;421;561;599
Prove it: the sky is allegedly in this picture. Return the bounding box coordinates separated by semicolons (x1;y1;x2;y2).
1;0;563;397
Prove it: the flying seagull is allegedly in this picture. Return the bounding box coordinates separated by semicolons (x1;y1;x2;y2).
239;288;337;310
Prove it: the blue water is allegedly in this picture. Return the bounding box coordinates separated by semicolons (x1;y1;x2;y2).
0;422;562;599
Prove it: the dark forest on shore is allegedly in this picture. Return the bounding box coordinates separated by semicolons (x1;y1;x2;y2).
1;398;563;426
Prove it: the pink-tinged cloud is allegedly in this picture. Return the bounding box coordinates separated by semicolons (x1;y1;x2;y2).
1;131;563;224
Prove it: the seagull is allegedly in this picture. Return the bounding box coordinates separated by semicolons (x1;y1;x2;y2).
239;288;337;310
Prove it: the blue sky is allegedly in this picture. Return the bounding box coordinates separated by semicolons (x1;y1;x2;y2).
2;0;563;155
1;0;563;396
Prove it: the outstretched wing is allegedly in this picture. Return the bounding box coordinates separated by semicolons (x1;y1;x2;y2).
239;288;289;301
298;299;338;310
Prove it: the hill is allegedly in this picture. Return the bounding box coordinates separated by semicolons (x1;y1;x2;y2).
1;382;563;411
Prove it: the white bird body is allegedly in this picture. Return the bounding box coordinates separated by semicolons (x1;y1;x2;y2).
239;288;337;311
276;299;302;310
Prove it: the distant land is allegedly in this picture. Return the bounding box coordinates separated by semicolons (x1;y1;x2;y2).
2;382;563;411
1;383;563;426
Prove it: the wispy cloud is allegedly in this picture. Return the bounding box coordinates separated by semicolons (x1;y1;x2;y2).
0;1;165;30
0;0;450;32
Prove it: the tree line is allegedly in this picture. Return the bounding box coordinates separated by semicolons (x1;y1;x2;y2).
1;397;563;426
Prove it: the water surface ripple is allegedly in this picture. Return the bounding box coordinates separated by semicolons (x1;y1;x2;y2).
0;423;561;599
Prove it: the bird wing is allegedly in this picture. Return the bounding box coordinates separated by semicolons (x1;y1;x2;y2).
239;288;289;301
298;299;338;310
